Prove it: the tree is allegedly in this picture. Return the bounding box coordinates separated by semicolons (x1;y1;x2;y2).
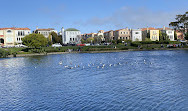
185;32;188;40
81;39;86;44
94;36;102;44
117;39;122;44
86;37;94;43
174;31;177;40
50;32;62;43
22;34;48;48
169;11;188;39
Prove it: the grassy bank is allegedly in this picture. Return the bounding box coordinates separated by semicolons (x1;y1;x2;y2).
0;43;188;58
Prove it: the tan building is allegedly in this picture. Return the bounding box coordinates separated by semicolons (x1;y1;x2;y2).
113;28;131;40
104;30;114;42
0;27;31;46
142;27;159;41
176;31;184;40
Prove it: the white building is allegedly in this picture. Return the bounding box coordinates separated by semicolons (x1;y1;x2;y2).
131;29;142;41
160;26;174;41
0;27;31;46
34;27;57;38
61;27;81;44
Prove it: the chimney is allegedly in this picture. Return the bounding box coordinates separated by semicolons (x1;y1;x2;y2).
163;26;165;30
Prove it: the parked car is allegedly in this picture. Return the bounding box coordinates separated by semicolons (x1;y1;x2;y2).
15;44;28;48
85;43;91;46
52;43;62;47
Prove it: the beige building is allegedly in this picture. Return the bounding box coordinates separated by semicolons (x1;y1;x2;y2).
142;27;159;41
0;28;31;46
34;28;57;38
104;30;114;42
113;28;131;40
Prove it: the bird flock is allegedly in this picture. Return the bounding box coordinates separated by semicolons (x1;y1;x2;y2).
54;58;154;70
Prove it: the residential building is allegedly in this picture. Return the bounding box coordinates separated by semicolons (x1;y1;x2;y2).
131;29;142;41
0;27;31;46
104;30;114;42
142;28;159;41
176;30;184;40
113;28;131;40
61;27;81;44
34;27;57;38
158;26;175;41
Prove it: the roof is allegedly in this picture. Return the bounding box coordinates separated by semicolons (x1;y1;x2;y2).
65;28;79;31
36;28;54;31
141;27;158;31
0;27;30;30
157;27;172;30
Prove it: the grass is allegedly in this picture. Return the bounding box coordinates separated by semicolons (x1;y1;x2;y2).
0;43;187;58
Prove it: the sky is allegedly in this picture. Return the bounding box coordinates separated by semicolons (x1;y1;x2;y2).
0;0;187;33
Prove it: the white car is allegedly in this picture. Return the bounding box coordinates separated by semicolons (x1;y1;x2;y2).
15;44;28;48
52;43;62;47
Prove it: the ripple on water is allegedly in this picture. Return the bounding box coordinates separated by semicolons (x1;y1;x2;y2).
0;50;188;111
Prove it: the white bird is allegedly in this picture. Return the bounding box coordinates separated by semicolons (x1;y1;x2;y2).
109;64;112;67
64;65;68;68
97;66;100;68
59;61;62;65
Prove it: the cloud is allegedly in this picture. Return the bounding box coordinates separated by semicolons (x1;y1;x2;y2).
76;6;183;29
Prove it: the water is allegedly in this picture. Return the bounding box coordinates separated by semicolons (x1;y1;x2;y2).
0;50;188;111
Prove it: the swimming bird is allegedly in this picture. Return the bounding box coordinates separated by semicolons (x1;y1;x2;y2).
64;65;68;68
59;61;63;65
109;64;112;67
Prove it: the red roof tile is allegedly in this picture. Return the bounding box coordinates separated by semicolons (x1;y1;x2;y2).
0;27;30;30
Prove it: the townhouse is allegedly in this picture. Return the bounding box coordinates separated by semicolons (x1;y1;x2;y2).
142;27;159;41
158;26;175;41
131;29;142;41
113;28;131;40
0;27;31;46
104;30;114;42
34;27;57;38
61;27;81;44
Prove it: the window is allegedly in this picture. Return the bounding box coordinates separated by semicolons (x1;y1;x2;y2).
7;30;12;33
135;32;139;34
18;31;20;36
73;38;75;41
70;38;72;41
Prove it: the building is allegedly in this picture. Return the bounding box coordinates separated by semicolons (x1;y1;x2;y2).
142;28;159;41
176;30;184;40
104;30;114;42
61;27;81;44
158;26;175;41
131;29;142;41
34;27;57;38
0;27;31;46
113;28;131;40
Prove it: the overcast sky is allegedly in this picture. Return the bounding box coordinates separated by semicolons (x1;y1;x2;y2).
0;0;187;33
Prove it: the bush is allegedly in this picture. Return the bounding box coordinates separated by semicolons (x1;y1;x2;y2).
0;49;10;58
131;42;142;47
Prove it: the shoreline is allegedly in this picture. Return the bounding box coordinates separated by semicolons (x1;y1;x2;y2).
5;48;188;58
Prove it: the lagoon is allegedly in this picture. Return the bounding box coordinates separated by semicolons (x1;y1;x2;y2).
0;50;188;111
